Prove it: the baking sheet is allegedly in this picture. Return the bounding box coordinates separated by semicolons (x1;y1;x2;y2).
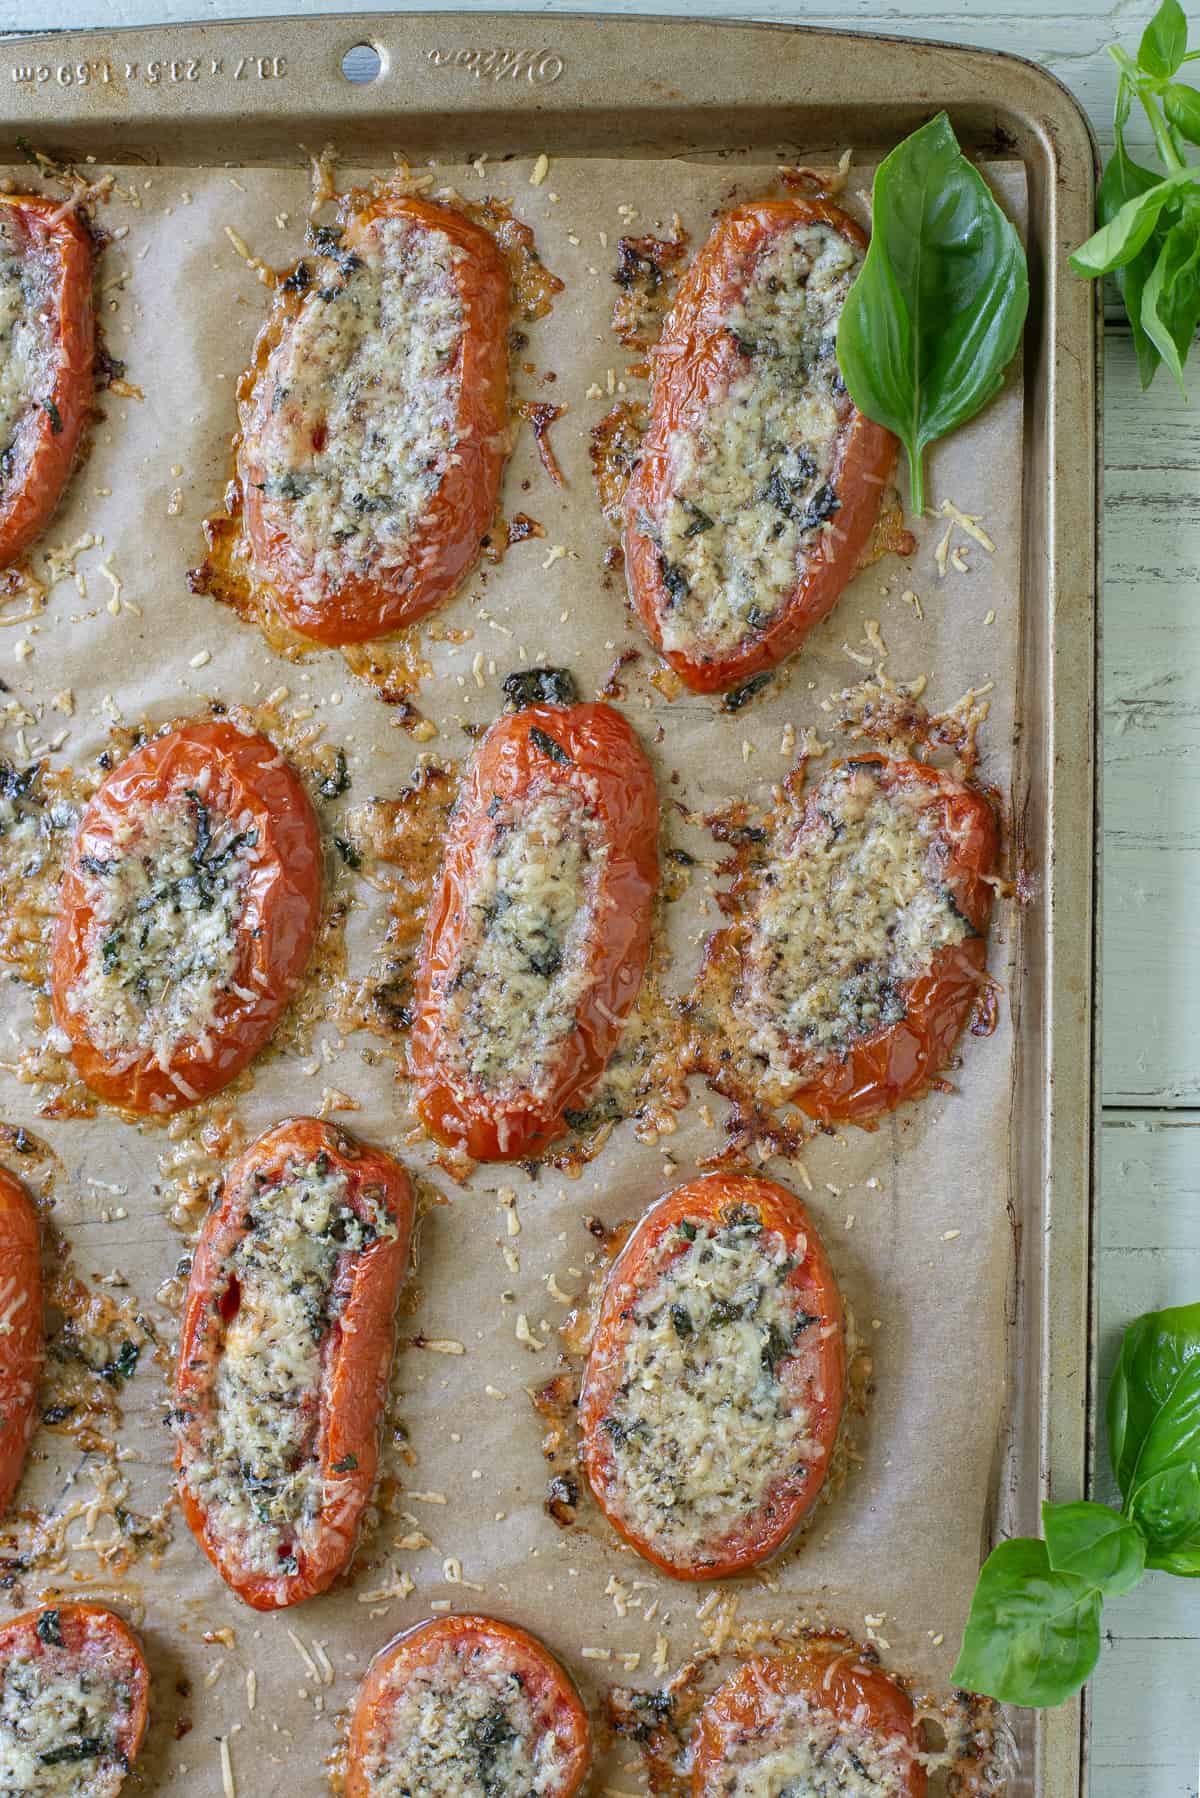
0;141;1033;1795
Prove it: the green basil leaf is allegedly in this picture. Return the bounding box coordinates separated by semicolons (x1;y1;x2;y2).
1140;0;1188;78
1099;110;1163;219
1098;113;1168;389
1144;1537;1200;1578
1070;170;1196;277
1108;1301;1200;1558
1135;1464;1200;1568
1141;216;1200;393
1165;81;1200;145
953;1538;1103;1707
1042;1499;1146;1595
836;111;1028;514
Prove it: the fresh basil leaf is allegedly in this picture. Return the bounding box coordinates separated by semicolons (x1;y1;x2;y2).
1165;81;1200;145
1070;169;1196;277
953;1538;1103;1708
1118;223;1170;390
836;110;1028;514
1097;109;1166;388
1140;0;1188;79
1140;214;1200;394
1139;1535;1200;1578
1042;1499;1146;1596
1146;1550;1200;1576
1108;1301;1200;1562
1102;92;1162;211
1135;1464;1200;1570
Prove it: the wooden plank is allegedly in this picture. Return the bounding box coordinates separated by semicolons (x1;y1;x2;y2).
1092;1114;1200;1797
1103;336;1200;1106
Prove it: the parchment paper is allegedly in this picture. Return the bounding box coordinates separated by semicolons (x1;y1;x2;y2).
0;150;1024;1793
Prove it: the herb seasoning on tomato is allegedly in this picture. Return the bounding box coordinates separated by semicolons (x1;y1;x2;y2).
50;721;322;1115
174;1118;414;1610
0;195;94;567
0;1603;149;1797
580;1173;846;1579
238;193;511;645
692;1640;927;1796
345;1614;591;1798
411;681;659;1161
625;196;896;693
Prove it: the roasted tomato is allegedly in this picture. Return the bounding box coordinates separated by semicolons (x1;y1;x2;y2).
345;1614;591;1798
174;1118;414;1610
624;196;895;693
0;195;94;568
0;1602;150;1796
411;688;659;1161
50;720;322;1115
0;1165;41;1517
579;1174;846;1580
238;192;510;645
729;754;997;1126
692;1639;927;1796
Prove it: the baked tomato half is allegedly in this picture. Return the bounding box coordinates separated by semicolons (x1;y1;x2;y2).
579;1173;846;1580
692;1640;927;1797
345;1614;592;1798
0;1602;150;1797
0;1165;41;1517
624;196;895;693
50;720;322;1115
174;1117;413;1610
238;191;511;645
0;195;94;568
411;684;659;1161
732;754;998;1126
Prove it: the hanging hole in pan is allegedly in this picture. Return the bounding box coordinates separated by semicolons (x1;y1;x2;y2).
342;42;385;83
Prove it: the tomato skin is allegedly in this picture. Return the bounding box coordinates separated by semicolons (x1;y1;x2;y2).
578;1173;846;1580
624;197;896;694
240;193;511;646
345;1614;592;1798
785;756;998;1126
0;1166;41;1517
411;701;659;1161
692;1641;927;1797
50;720;322;1115
174;1118;413;1611
0;196;94;568
0;1602;150;1786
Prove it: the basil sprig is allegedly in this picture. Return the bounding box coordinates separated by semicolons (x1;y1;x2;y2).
1109;1301;1200;1573
1071;0;1200;393
836;111;1029;515
955;1303;1200;1707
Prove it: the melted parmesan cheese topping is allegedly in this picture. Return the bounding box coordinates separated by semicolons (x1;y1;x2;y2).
651;223;861;655
1;763;74;877
362;1638;569;1797
66;789;257;1068
594;1210;825;1561
438;788;607;1104
698;1678;916;1797
0;214;56;499
182;1155;395;1577
740;764;968;1097
250;214;465;593
0;1647;134;1797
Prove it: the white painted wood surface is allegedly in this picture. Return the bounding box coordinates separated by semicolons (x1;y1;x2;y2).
6;0;1198;1791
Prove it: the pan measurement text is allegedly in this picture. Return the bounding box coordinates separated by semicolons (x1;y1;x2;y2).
10;55;288;88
